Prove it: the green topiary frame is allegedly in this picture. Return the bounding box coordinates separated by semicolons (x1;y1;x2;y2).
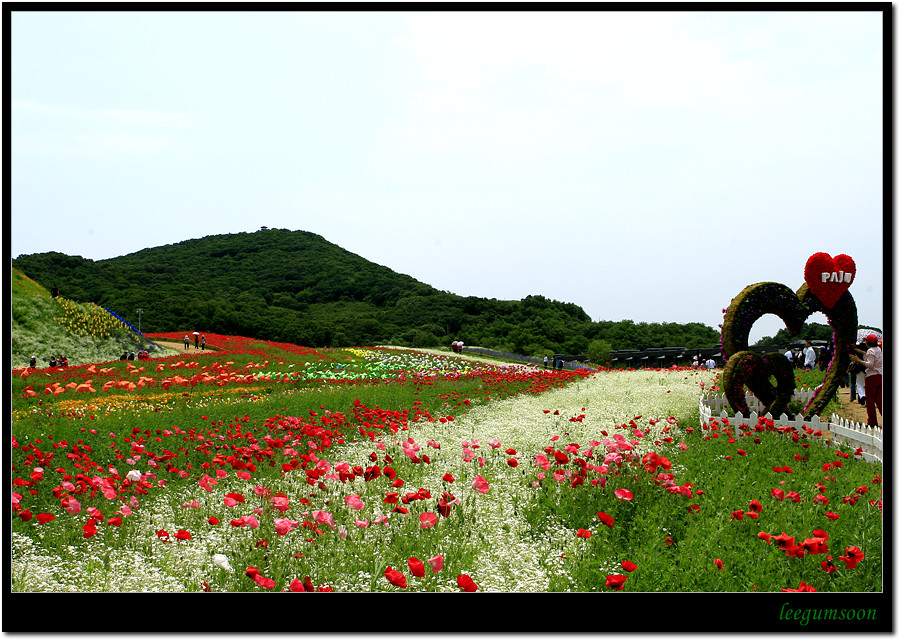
720;281;858;418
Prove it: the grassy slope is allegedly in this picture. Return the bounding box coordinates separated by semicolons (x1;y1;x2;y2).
10;268;178;367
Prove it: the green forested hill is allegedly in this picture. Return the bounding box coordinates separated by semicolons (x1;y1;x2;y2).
12;228;722;354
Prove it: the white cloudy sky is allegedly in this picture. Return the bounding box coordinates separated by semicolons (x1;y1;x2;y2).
10;9;886;344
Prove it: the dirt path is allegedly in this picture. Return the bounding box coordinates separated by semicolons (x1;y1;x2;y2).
833;388;882;428
152;339;217;354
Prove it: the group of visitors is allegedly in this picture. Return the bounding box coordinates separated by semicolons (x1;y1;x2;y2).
450;340;464;354
120;350;151;361
29;354;69;369
691;355;718;370
783;341;833;371
184;334;207;350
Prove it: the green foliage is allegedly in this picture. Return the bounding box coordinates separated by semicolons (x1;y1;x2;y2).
10;269;177;367
13;229;721;352
587;338;613;365
756;322;839;347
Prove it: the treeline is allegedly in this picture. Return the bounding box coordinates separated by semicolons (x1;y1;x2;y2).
13;229;723;355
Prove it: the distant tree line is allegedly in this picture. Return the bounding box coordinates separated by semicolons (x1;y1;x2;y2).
13;229;726;356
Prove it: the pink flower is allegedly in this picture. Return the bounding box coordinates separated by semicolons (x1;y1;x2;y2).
419;513;438;529
354;518;370;528
472;475;490;494
345;495;365;511
614;488;634;501
64;498;82;515
274;518;300;535
312;510;335;529
427;554;444;572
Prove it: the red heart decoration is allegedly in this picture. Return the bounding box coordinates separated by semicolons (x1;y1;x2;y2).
804;252;856;309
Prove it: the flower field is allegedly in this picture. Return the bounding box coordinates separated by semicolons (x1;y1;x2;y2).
9;335;883;612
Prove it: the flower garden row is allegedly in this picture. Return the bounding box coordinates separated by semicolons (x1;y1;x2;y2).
10;336;882;593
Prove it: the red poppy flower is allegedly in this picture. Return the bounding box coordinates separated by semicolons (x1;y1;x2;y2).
383;491;400;504
597;512;615;527
82;520;98;538
605;574;627;590
614;488;634;501
800;537;828;555
224;492;245;507
457;574;478;592
748;499;763;513
839;546;864;569
621;561;637;572
713;558;724;570
207;516;220;525
781;580;816;592
821;556;837;574
157;529;170;541
824;511;840;521
419;513;438;529
507;458;519;467
442;473;455;482
576;528;592;538
384;566;407;588
408;557;426;578
772;532;795;549
731;510;744;521
174;529;191;541
35;513;55;525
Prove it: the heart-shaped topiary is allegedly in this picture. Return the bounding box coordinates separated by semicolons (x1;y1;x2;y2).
720;277;858;418
804;252;856;309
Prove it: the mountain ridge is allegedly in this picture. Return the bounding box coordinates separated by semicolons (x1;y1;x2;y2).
11;228;722;354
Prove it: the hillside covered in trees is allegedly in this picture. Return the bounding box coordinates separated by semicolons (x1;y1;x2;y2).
13;228;727;355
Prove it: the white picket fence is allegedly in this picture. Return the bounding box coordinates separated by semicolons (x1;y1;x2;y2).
699;389;883;463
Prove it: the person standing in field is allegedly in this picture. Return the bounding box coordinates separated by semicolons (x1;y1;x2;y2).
195;333;200;349
850;334;883;427
184;335;190;350
201;335;206;350
803;341;817;369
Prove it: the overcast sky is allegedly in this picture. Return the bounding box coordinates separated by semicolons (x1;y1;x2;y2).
10;9;886;344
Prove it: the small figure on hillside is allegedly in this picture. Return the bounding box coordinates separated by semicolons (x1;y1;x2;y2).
30;355;37;368
705;357;716;370
184;335;190;350
692;355;699;368
543;355;549;369
121;351;129;361
128;351;135;361
49;356;57;368
195;333;200;349
51;284;59;298
803;341;817;369
59;355;68;367
201;335;206;350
